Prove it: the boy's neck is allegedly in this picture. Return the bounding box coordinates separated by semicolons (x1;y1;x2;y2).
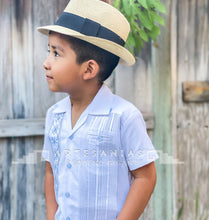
70;82;102;109
70;82;103;129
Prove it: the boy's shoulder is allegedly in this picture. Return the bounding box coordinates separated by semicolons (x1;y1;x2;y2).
112;94;138;113
111;94;143;122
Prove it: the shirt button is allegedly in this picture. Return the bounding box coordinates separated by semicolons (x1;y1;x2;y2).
67;163;72;169
65;192;70;198
97;136;103;141
66;217;71;220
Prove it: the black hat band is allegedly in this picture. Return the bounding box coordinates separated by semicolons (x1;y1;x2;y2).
55;12;125;46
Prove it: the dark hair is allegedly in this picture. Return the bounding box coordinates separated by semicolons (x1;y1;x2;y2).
65;36;120;82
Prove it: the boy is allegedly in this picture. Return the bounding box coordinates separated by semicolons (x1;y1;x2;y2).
38;0;159;219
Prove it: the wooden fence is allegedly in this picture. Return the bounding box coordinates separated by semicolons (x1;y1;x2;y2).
0;0;208;220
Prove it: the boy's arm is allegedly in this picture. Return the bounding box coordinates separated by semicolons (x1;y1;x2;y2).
45;161;58;220
116;162;157;220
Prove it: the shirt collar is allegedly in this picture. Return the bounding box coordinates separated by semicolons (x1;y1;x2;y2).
52;84;114;115
87;84;114;115
52;96;71;114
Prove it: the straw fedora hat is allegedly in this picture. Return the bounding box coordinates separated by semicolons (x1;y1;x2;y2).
37;0;135;66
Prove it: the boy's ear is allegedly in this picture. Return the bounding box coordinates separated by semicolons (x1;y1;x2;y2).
82;60;100;80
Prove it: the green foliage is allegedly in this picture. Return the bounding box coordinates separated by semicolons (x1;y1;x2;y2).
177;198;184;220
113;0;166;56
195;189;199;220
177;188;209;220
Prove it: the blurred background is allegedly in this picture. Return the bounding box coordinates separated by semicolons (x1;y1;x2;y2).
0;0;208;219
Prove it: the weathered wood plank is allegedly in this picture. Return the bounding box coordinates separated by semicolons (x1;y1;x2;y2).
0;1;13;120
0;1;13;219
152;0;173;219
34;136;46;220
56;0;69;18
10;0;35;219
170;0;178;218
0;113;154;138
176;0;209;219
115;42;152;112
183;81;209;102
11;0;34;119
143;112;155;130
0;118;45;138
0;139;12;220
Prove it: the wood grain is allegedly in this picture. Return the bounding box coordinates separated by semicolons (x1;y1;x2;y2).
0;118;45;138
10;0;35;218
0;1;13;219
116;42;152;113
176;0;209;219
183;81;209;102
152;0;173;218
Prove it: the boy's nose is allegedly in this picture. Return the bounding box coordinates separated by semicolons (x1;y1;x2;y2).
43;58;51;70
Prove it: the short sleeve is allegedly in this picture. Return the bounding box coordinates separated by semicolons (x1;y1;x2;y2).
121;109;159;171
42;109;53;165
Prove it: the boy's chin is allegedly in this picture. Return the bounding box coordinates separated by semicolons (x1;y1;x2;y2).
48;85;61;93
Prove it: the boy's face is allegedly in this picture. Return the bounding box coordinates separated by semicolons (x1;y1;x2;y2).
43;33;83;93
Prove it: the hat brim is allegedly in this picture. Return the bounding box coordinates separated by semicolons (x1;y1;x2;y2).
37;25;135;66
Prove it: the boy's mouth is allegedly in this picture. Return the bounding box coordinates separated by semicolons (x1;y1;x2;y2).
46;75;54;80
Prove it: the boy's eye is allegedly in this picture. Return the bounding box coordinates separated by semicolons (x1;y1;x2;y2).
47;49;60;57
47;45;50;54
54;51;60;57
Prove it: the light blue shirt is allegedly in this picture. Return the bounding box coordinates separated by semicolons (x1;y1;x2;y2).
42;84;159;220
